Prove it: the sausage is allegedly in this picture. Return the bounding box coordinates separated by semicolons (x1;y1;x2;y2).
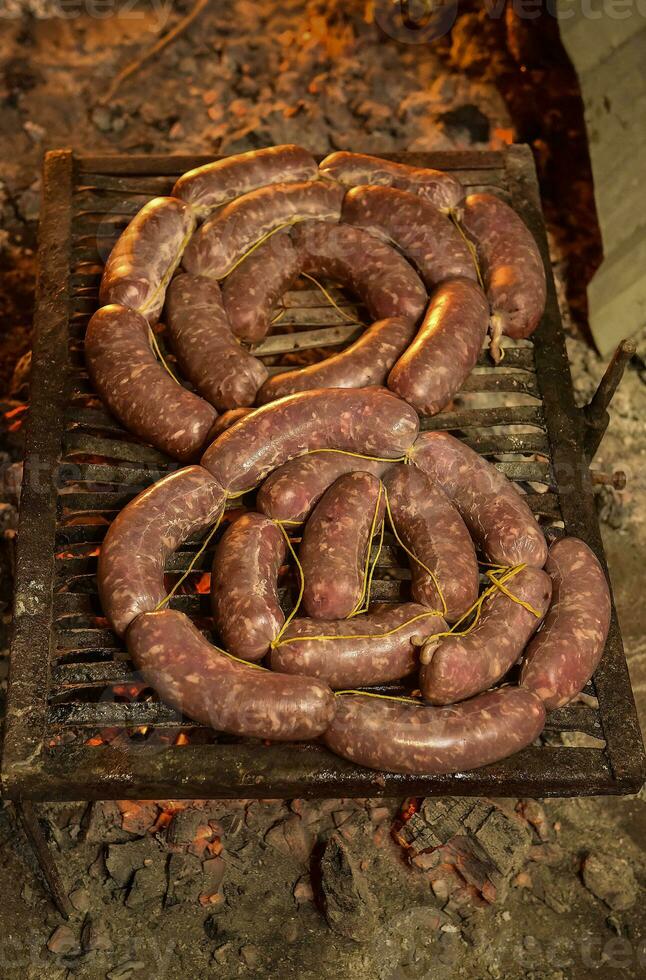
382;464;478;623
256;451;391;524
127;609;335;740
299;472;385;620
387;278;489;416
98;466;225;637
172;144;319;218
319;151;464;213
100;197;196;323
85;305;217;463
271;604;446;689
342;185;476;288
201;387;419;494
292;221;427;324
182;180;344;280
222;230;302;343
323;686;546;775
410;432;548;569
211;512;287;661
165;273;267;410
256;316;416;406
520;537;611;710
209;407;254;438
460;193;546;361
420;566;552;705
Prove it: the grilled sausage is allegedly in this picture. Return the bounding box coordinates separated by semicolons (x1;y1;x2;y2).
271;604;446;689
300;472;385;620
201;387;419;494
323;686;546;775
211;512;287;661
100;197;196;323
319;151;464;212
256;316;416;406
172;144;318;218
209;407;254;438
410;432;548;569
182;180;344;280
98;466;225;637
420;566;552;704
256;452;391;524
292;220;427;324
165;273;267;410
460;193;546;361
127;609;335;740
520;537;611;709
342;185;476;288
387;278;489;416
221;230;302;343
85;305;217;463
383;463;478;623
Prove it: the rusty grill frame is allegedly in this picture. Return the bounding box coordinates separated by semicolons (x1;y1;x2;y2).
2;146;644;802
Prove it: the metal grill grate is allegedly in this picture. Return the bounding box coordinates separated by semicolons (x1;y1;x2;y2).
3;147;644;801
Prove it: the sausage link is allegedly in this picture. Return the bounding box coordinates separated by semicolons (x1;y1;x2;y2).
98;466;225;636
201;387;419;494
182;180;344;279
387;278;489;416
209;407;254;439
319;151;464;212
165;273;267;410
300;472;385;620
127;609;335;740
172;145;318;217
211;512;287;661
520;537;611;709
271;604;446;689
410;432;548;569
323;687;546;775
342;185;475;288
383;464;478;623
420;566;552;705
85;305;217;463
256;316;416;406
100;197;195;323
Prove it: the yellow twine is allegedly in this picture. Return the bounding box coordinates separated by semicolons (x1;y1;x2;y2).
154;507;224;611
383;486;448;619
270;609;444;650
450;211;485;291
348;482;385;618
148;327;181;384
300;272;361;324
272;521;305;642
139;223;195;317
335;689;421;704
221;218;310;279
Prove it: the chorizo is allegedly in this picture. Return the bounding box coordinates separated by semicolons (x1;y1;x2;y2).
165;273;267;410
319;151;464;212
127;609;335;740
387;278;489;416
410;432;548;569
85;305;217;463
323;686;546;775
520;537;611;710
100;197;195;323
420;566;552;705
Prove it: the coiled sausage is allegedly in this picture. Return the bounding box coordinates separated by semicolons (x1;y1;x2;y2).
319;151;464;212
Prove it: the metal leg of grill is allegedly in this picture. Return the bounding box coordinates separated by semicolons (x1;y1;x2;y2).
582;338;637;459
15;801;73;919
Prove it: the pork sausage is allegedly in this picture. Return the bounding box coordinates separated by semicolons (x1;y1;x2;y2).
165;273;267;410
209;407;254;438
182;180;344;280
172;144;318;218
383;463;478;623
127;609;335;740
342;185;476;288
271;604;446;689
319;151;464;212
410;432;548;569
100;197;195;323
98;466;225;637
211;512;287;661
323;686;546;775
201;387;419;494
85;305;217;463
300;472;385;620
256;316;416;406
420;566;552;704
520;537;611;709
387;278;489;416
